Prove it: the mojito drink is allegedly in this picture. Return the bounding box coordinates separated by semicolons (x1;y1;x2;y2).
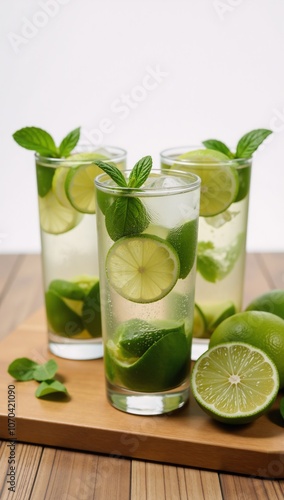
36;146;126;359
160;129;272;358
95;157;200;415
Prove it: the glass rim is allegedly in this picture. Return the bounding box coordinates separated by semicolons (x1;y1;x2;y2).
160;146;252;168
35;145;127;166
95;168;201;197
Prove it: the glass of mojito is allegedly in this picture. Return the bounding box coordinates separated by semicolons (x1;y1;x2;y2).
95;156;200;415
13;125;126;360
160;129;271;359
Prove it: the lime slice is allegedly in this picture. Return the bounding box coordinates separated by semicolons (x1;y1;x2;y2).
175;149;239;217
191;342;279;424
106;321;189;392
65;163;102;214
106;234;180;303
117;318;185;357
82;280;102;338
38;190;81;234
167;219;198;279
45;290;84;337
193;304;207;338
52;167;72;208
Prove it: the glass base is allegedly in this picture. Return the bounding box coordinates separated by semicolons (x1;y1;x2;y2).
191;338;209;361
48;332;103;360
106;380;189;415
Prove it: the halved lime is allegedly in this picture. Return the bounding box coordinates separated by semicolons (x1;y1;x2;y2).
38;190;81;234
105;321;189;392
175;149;239;217
193;304;207;338
167;219;198;279
106;234;180;303
191;342;279;424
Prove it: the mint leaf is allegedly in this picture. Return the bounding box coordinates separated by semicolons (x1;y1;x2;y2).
202;140;234;159
95;160;127;187
13;127;59;157
105;197;149;241
59;127;80;157
280;397;284;420
128;155;152;188
35;380;68;398
8;357;39;381
36;164;55;197
236;129;272;158
33;359;58;381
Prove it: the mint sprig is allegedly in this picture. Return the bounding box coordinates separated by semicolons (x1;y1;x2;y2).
13;126;81;158
8;357;68;399
95;156;152;241
202;128;272;159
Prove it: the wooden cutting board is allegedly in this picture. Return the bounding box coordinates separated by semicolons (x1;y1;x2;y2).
0;308;283;479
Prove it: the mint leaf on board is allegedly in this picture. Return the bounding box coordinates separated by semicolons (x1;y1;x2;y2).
59;127;81;157
33;359;58;382
13;127;59;157
105;197;150;241
202;140;234;159
8;357;39;381
235;129;272;158
95;160;128;187
280;397;284;420
35;380;68;398
128;155;152;188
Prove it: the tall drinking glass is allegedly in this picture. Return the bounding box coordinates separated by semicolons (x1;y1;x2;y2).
160;147;252;359
36;146;127;360
95;169;200;415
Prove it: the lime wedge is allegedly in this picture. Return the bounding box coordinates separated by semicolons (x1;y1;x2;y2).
106;234;180;303
175;149;239;217
193;304;207;338
191;342;279;424
202;300;236;333
38;190;81;234
105;321;189;392
45;290;84;337
117;318;185;357
49;279;86;300
167;219;198;279
82;280;102;338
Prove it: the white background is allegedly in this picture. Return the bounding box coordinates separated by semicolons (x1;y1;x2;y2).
1;0;284;253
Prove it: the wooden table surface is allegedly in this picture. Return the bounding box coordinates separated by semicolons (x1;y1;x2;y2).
0;253;284;500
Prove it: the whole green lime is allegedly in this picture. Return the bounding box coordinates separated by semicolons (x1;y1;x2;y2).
209;311;284;387
246;289;284;320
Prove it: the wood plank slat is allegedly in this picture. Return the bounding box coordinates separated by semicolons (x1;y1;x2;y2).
257;253;284;289
0;255;20;297
0;442;42;500
220;473;284;500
